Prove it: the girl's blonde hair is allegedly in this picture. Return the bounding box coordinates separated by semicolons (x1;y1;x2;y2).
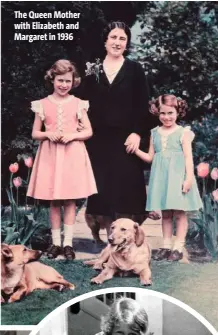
44;59;81;88
149;94;188;118
100;297;148;334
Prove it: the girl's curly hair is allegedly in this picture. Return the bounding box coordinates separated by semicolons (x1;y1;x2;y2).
149;94;188;118
100;297;149;335
44;59;81;89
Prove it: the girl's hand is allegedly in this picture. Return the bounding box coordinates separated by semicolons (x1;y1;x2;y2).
46;131;62;142
124;133;141;154
60;133;75;144
182;179;192;193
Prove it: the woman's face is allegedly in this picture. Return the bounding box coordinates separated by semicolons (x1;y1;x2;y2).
105;28;128;58
111;321;141;335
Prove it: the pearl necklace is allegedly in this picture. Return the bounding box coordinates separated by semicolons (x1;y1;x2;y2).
103;60;124;77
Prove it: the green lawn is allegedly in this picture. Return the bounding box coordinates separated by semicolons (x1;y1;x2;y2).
1;259;218;330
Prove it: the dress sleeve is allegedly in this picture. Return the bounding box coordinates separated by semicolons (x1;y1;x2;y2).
30;100;45;121
132;62;154;138
180;126;195;143
77;99;90;120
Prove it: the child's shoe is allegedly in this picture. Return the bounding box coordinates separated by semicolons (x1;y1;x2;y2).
167;249;183;262
63;245;75;260
153;248;171;261
47;245;62;259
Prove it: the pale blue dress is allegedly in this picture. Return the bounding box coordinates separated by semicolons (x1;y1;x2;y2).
146;126;203;211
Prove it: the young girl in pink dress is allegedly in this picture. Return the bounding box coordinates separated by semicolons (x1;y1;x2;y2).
27;59;97;260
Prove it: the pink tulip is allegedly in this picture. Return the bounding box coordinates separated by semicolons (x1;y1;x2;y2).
13;177;22;188
24;157;33;168
210;168;218;181
212;189;218;202
197;162;210;178
9;163;19;173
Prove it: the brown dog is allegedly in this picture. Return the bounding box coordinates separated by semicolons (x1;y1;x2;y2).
1;244;75;303
84;218;152;285
85;214;112;245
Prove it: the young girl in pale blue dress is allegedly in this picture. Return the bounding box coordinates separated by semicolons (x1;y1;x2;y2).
135;94;202;262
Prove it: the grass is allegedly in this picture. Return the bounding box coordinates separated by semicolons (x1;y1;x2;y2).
1;259;218;329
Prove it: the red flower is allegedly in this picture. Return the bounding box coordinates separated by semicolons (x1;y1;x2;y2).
13;177;22;188
9;163;19;173
197;162;210;178
24;157;33;168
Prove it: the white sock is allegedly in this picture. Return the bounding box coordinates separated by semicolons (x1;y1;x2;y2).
172;239;185;253
163;238;172;249
63;224;74;247
51;228;61;246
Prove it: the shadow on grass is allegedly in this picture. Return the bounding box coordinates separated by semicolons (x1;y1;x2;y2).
73;238;107;255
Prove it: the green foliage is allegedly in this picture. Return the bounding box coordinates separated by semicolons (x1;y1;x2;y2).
188;171;218;259
134;2;218;116
189;196;218;259
190;114;218;170
1;206;47;247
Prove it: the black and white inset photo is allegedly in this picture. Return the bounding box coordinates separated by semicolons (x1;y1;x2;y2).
29;288;217;335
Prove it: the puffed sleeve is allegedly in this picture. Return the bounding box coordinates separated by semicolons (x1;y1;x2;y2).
180;126;195;143
77;100;90;120
132;62;154;138
30;100;45;121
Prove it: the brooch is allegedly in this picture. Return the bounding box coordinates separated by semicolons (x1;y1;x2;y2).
85;58;103;82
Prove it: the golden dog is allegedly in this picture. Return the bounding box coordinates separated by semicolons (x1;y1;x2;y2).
1;244;75;303
84;218;152;285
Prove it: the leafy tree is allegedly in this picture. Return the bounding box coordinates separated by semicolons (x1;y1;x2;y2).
133;1;218;119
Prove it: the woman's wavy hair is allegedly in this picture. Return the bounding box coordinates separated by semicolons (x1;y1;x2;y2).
44;59;81;89
149;94;188;118
102;21;131;55
100;297;149;335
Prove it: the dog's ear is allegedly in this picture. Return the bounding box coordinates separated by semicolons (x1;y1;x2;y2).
1;244;13;262
134;223;145;247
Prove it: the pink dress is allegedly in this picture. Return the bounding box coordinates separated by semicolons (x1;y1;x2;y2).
27;95;97;200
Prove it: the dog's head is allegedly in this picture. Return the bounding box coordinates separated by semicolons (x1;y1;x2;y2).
1;244;42;265
108;219;145;251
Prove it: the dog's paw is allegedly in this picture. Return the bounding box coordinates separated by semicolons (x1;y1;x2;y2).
90;276;103;285
8;296;17;303
140;278;152;286
69;284;75;290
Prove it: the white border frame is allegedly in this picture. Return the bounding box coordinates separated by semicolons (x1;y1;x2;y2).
6;288;215;335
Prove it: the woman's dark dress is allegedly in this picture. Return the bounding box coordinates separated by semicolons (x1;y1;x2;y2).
73;58;152;220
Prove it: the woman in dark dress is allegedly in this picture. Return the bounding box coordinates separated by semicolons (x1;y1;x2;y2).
74;22;155;241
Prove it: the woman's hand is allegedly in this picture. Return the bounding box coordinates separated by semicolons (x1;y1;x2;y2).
182;179;192;193
46;131;62;142
60;133;75;144
124;133;141;154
